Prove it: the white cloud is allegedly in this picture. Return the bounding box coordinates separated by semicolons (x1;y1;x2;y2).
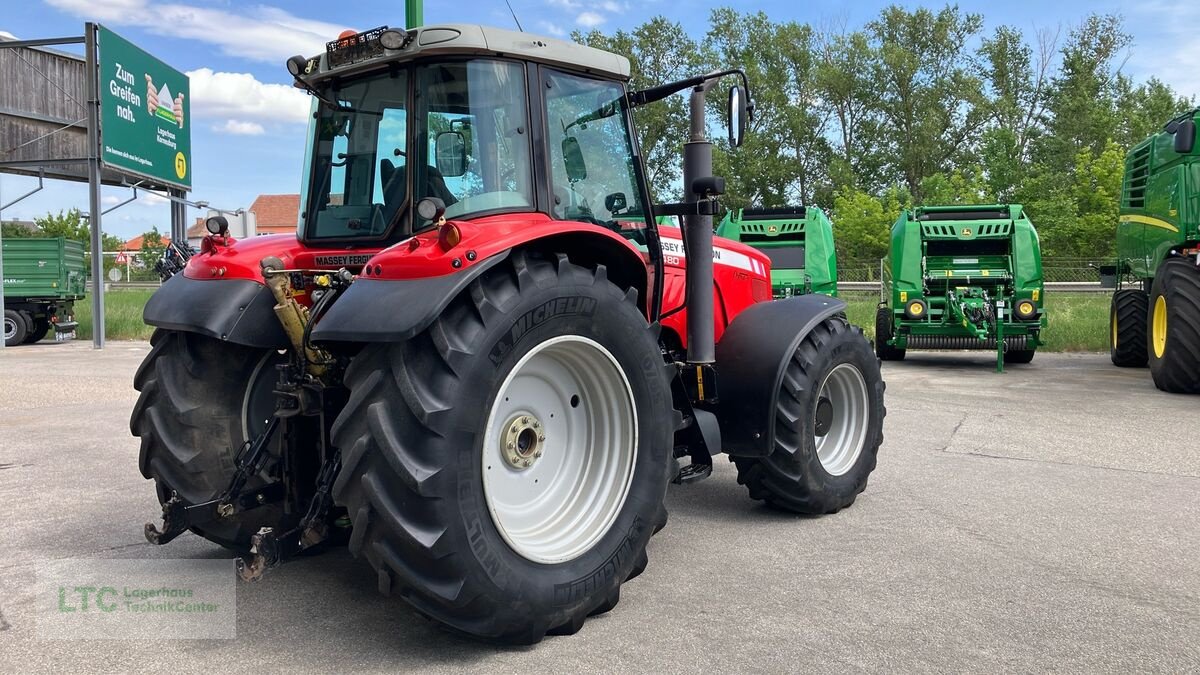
139;191;170;207
0;30;17;40
576;11;606;28
186;68;310;125
546;0;580;8
213;119;266;136
598;1;626;13
1129;1;1200;100
45;0;346;63
537;21;567;37
102;195;121;205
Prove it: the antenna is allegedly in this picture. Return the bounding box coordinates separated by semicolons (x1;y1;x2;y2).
502;0;524;31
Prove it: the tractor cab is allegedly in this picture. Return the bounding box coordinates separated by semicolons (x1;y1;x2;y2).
290;25;652;251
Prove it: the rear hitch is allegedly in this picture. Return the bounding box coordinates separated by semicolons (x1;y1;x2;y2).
235;450;343;582
144;491;188;545
143;418;285;546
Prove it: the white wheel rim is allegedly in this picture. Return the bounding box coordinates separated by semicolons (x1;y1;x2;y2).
3;317;16;341
482;335;637;564
813;363;870;476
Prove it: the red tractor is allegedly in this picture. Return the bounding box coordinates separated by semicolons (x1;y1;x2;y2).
132;24;885;643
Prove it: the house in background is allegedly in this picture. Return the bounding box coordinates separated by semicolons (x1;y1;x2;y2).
185;193;298;248
121;233;171;252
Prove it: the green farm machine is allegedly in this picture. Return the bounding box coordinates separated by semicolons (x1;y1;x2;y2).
715;207;837;297
876;204;1045;370
3;237;85;346
1105;108;1200;393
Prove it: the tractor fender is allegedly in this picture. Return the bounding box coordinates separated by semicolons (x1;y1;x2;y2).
143;274;288;348
310;250;511;343
714;294;847;457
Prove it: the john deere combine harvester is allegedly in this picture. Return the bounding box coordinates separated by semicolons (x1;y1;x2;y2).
876;204;1045;370
716;207;837;297
1105;108;1200;393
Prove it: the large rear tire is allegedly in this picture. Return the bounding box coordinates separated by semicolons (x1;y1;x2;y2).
1147;258;1200;393
131;329;292;550
1110;288;1148;367
874;306;905;361
329;253;674;644
734;317;885;514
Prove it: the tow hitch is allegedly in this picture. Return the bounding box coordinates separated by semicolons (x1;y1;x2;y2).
144;417;286;545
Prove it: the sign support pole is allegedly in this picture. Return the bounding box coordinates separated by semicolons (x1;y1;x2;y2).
170;188;186;244
85;22;105;349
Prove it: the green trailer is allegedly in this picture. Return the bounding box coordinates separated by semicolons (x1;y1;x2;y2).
1105;108;1200;392
2;237;85;346
715;207;837;297
876;204;1045;371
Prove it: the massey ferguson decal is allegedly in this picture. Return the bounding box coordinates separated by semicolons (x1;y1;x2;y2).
314;254;373;266
659;238;765;276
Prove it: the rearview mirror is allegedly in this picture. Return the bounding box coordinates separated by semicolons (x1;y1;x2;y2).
728;85;747;148
1174;119;1196;154
563;136;587;182
604;192;627;214
435;131;467;177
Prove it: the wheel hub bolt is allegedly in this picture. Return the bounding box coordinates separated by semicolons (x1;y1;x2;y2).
501;413;546;470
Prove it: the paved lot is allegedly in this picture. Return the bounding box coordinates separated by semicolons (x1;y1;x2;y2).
1;341;1197;672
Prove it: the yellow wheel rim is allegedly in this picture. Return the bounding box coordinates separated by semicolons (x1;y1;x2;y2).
1153;294;1168;359
908;302;924;317
1111;310;1118;349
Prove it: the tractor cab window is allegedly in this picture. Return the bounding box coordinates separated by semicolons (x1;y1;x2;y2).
301;59;534;241
545;70;645;242
415;60;533;226
303;72;409;240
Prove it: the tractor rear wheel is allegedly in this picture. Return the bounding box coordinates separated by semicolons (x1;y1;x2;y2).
874;306;905;360
1110;288;1148;367
734;317;885;514
1147;258;1200;393
330;252;674;644
131;329;292;550
3;310;27;347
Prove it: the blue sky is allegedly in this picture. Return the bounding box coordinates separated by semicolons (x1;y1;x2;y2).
1;0;1195;242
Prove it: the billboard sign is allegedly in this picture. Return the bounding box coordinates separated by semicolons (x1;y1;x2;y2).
97;26;191;189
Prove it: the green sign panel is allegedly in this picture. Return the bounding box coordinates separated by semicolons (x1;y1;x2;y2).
97;26;191;189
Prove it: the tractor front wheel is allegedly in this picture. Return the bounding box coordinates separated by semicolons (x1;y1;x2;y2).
1110;288;1148;367
735;317;885;514
1147;258;1200;393
131;329;293;550
330;252;674;644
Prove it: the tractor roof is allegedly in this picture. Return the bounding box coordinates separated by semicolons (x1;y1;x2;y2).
301;24;631;85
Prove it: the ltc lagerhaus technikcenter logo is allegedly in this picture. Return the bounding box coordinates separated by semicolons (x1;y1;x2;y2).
35;559;234;639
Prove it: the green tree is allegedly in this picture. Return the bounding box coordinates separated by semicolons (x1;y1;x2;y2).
977;25;1055;200
867;5;988;199
919;166;992;205
706;9;832;209
575;17;702;201
136;227;167;271
831;185;909;260
814;29;883;191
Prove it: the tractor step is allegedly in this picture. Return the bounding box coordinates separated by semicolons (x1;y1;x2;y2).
672;461;713;485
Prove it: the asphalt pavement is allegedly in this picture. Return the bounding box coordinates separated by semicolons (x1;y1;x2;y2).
0;341;1196;672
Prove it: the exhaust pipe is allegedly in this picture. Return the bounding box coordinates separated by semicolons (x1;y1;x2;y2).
684;80;718;365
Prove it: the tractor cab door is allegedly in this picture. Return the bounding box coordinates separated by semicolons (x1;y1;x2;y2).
543;68;652;246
